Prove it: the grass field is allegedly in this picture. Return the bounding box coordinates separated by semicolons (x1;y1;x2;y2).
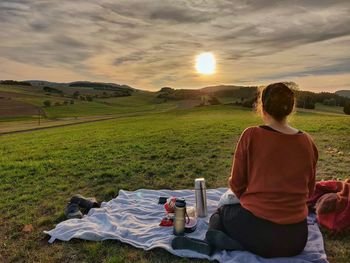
1;105;349;262
0;85;68;107
44;92;178;119
0;85;179;120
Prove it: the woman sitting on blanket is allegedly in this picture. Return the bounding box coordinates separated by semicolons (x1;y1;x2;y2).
172;82;318;258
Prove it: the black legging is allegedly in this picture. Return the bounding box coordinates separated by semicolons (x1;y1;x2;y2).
209;204;308;258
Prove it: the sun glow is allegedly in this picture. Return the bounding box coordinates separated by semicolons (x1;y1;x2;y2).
195;52;216;75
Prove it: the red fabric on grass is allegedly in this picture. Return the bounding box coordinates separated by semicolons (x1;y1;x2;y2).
308;179;350;232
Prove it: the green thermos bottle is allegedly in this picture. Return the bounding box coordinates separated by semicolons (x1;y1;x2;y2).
173;198;186;236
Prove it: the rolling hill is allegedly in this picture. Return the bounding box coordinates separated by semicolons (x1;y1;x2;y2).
335;90;350;98
200;84;250;93
1;80;349;122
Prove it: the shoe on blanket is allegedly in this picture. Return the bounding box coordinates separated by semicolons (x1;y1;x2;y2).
206;229;244;251
64;203;83;219
171;236;212;256
70;194;100;213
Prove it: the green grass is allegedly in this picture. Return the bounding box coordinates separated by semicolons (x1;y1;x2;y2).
0;105;349;262
0;116;39;122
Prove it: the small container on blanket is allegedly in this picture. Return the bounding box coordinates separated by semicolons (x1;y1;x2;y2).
195;178;208;217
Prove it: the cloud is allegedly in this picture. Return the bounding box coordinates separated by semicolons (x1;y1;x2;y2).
0;1;30;11
261;60;350;80
149;5;214;23
113;51;146;66
0;0;349;91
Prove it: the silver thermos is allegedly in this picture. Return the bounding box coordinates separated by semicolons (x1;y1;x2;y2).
195;178;207;217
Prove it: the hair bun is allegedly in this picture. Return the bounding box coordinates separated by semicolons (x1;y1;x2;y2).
262;83;295;120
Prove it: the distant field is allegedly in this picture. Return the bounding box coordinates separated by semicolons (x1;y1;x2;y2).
0;85;184;122
314;103;344;114
0;98;39;117
0;105;349;262
44;91;177;118
0;85;66;106
2;84;349;121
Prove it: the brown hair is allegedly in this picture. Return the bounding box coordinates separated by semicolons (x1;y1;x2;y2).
256;82;295;122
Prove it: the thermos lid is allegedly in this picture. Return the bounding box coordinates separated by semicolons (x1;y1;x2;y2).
175;198;186;208
195;178;206;189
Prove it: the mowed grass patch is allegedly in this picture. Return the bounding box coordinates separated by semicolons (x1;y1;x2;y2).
314;103;345;114
0;105;349;262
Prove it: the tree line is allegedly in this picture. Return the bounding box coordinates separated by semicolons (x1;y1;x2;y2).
157;83;350;114
0;80;31;86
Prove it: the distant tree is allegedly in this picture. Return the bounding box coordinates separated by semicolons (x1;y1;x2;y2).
70;100;74;104
69;82;134;94
111;90;132;97
54;102;61;106
43;86;63;94
86;95;93;101
63;100;69;105
73;91;80;99
79;96;86;101
157;89;201;100
323;99;330;105
296;95;305;108
297;94;315;109
159;87;174;93
43;100;51;107
304;96;315;109
323;98;336;106
208;96;221;105
213;86;257;98
315;92;347;106
242;98;256;108
344;102;350;115
0;80;31;86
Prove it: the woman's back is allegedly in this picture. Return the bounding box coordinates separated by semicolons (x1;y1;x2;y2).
173;83;317;258
229;126;318;224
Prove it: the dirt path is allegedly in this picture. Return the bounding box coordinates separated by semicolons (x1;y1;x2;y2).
0;116;117;135
0;112;159;136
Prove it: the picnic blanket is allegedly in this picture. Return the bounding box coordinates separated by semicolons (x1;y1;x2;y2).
45;188;328;263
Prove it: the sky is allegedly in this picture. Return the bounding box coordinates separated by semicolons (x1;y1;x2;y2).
0;0;349;92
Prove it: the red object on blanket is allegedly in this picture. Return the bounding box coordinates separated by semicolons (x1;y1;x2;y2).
159;217;173;227
159;197;176;226
164;197;177;213
307;179;350;232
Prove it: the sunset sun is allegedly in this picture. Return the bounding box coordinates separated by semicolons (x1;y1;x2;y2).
195;52;216;75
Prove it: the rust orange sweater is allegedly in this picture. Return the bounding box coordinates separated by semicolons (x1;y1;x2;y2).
229;126;318;224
